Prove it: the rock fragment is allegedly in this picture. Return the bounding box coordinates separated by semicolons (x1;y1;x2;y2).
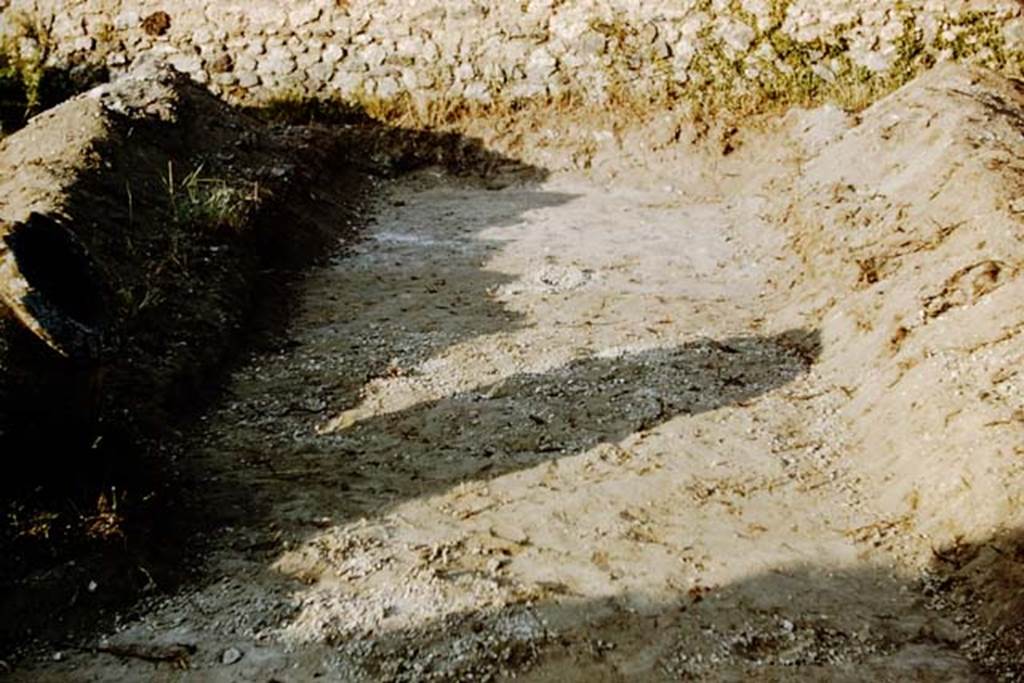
141;11;171;37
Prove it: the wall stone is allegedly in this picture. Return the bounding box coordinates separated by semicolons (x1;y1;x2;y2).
2;0;1023;114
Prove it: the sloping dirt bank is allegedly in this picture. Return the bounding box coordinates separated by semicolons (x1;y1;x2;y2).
773;63;1024;641
7;62;1023;681
0;61;376;653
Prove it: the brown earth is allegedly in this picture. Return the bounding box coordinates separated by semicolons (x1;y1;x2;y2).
2;63;1024;680
0;60;378;653
0;57;546;665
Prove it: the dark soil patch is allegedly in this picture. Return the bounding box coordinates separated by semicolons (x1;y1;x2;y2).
0;64;549;663
0;67;374;657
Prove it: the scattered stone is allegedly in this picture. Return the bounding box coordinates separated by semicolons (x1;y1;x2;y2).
812;63;836;83
289;6;323;28
167;53;203;75
212;72;238;87
244;39;267;57
221;647;243;665
141;11;171;37
322;43;346;65
580;31;606;56
361;42;387;67
638;23;659;45
716;18;756;54
526;48;557;81
236;71;260;88
307;62;335;84
70;36;95;53
113;11;140;31
4;0;1023;106
209;53;234;74
258;48;298;76
858;50;894;73
234;53;258;73
296;50;322;69
464;81;490;101
375;77;400;99
191;28;213;46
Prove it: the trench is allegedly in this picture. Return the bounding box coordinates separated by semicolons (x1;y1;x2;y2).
7;157;1002;681
6;63;1024;680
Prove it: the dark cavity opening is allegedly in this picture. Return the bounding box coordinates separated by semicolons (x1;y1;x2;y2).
5;213;105;329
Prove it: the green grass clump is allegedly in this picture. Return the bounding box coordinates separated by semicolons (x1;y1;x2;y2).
0;10;53;130
165;163;258;234
0;56;32;132
0;10;108;133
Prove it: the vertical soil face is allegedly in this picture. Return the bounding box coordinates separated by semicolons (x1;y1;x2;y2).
5;64;1024;680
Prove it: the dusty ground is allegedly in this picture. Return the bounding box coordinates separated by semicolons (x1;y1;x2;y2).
8;64;1024;680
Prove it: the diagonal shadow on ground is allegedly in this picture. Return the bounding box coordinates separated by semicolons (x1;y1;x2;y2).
304;552;996;681
307;329;821;514
0;110;576;657
308;525;1024;680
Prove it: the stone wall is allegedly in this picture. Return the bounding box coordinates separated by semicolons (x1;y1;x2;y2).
3;0;1024;114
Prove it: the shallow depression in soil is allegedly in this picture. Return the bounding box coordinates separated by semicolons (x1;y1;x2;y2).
21;157;996;681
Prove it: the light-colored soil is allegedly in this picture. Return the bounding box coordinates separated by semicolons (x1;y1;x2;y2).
14;64;1024;681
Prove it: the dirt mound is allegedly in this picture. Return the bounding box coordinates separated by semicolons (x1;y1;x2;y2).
775;63;1024;637
0;60;373;649
0;60;371;447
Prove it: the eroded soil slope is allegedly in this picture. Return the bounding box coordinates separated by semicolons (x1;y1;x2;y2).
12;64;1024;680
773;64;1024;644
0;60;373;652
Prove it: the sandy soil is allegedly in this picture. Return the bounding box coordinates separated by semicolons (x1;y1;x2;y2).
12;177;973;680
11;64;1024;681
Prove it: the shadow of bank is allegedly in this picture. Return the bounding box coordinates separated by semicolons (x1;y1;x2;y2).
41;528;1024;679
306;330;820;514
296;529;1024;681
0;79;564;658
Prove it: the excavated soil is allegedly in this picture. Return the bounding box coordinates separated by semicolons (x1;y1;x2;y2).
6;64;1024;680
0;61;387;655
